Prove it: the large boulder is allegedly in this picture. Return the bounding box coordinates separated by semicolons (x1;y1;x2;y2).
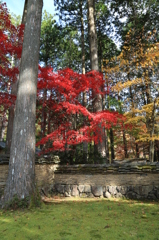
126;191;137;199
64;185;71;197
92;186;103;197
116;186;127;195
71;185;79;196
133;185;153;196
55;184;65;194
78;185;85;193
104;191;111;198
84;185;91;193
108;186;117;196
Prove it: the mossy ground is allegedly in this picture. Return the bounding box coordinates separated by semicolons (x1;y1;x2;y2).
0;198;159;240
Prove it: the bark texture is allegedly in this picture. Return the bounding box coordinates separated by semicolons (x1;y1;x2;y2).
88;0;105;157
2;0;43;204
0;114;7;141
123;130;128;158
88;0;98;71
5;1;28;154
110;128;115;161
5;60;19;154
80;0;88;161
149;100;156;162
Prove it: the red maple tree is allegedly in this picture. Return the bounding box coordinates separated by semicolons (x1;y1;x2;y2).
0;3;24;114
36;66;124;153
0;3;124;156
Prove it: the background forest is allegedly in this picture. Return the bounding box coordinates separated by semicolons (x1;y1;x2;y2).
0;0;159;164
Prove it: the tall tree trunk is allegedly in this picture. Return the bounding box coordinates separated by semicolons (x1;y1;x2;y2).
144;80;153;162
87;0;105;157
149;140;155;162
88;0;98;71
105;78;110;161
41;89;47;138
110;128;115;162
5;60;19;154
143;143;146;158
135;142;139;158
47;91;53;135
155;140;159;162
83;91;88;162
106;130;109;160
2;0;43;204
22;0;28;23
5;2;28;154
80;0;88;162
123;129;128;158
129;86;138;158
80;0;85;76
41;59;48;145
149;100;156;162
47;111;51;134
0;114;7;141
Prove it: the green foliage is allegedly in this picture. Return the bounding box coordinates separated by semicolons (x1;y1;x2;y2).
40;11;82;71
10;13;21;26
110;0;159;47
40;10;60;67
105;96;123;113
57;27;82;70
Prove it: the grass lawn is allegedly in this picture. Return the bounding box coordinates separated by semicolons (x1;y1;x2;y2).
0;198;159;240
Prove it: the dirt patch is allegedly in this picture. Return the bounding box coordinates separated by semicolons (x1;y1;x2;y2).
41;196;104;203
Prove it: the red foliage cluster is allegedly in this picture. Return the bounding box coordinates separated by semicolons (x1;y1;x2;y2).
36;67;124;152
0;3;24;112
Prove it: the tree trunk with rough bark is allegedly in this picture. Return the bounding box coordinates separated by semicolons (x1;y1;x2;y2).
41;89;47;138
2;0;43;205
80;0;88;162
87;0;105;158
0;114;7;141
123;129;128;158
110;128;115;162
155;141;159;162
135;143;139;158
5;1;28;154
149;100;156;162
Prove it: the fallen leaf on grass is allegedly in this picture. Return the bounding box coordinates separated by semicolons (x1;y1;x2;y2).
104;225;110;229
98;213;102;216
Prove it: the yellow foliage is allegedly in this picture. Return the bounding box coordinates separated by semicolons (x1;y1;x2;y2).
137;135;159;142
124;116;145;124
112;78;143;92
102;37;159;149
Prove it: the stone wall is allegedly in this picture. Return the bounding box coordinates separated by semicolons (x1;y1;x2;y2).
0;156;159;200
0;163;59;196
52;162;159;200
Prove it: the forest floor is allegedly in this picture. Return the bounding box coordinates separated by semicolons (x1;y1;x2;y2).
0;198;159;240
